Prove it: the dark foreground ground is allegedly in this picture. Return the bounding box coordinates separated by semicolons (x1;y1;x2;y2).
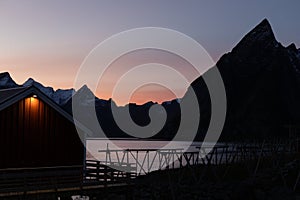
2;153;300;200
131;157;300;200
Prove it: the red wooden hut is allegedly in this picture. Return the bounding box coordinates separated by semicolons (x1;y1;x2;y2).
0;85;89;169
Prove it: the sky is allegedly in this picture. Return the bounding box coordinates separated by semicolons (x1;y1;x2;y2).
0;0;300;105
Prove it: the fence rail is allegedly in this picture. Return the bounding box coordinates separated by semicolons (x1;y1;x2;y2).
0;162;136;196
95;139;300;175
0;165;83;194
84;160;136;186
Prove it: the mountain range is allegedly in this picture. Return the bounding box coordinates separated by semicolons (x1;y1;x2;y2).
1;19;299;140
190;19;300;140
0;73;75;105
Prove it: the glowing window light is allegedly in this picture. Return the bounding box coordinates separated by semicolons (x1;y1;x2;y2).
29;94;39;107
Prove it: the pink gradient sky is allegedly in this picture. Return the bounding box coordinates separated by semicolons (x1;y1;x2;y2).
0;0;299;105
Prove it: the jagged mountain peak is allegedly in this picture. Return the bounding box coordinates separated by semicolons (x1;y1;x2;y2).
70;84;96;106
23;78;54;94
0;72;19;88
75;85;94;97
77;84;90;92
287;43;297;51
287;43;299;57
189;19;300;140
0;72;11;77
21;77;74;105
232;18;278;53
23;77;40;87
246;18;275;41
254;18;272;32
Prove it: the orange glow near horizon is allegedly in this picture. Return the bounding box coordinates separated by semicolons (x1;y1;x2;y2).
2;47;200;106
92;49;198;106
4;71;183;106
124;84;180;105
0;48;210;106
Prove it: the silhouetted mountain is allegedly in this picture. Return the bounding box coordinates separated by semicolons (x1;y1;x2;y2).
62;85;122;137
0;72;19;89
63;85;180;139
0;73;74;105
189;19;300;140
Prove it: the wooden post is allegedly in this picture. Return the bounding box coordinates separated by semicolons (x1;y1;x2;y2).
104;165;107;188
179;154;183;168
96;161;100;183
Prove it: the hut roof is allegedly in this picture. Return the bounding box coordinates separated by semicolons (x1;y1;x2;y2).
0;85;93;136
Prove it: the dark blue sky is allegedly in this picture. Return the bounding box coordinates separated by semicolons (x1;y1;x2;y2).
0;0;299;104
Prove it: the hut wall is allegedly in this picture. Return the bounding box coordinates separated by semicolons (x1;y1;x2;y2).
0;96;84;169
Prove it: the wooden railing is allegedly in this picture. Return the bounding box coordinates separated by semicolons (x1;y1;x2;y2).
0;165;83;194
0;162;136;196
84;160;136;186
94;139;300;174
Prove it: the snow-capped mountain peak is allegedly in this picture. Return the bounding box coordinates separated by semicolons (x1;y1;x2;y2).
0;73;74;106
22;77;74;105
0;72;19;89
23;78;54;96
22;78;34;87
